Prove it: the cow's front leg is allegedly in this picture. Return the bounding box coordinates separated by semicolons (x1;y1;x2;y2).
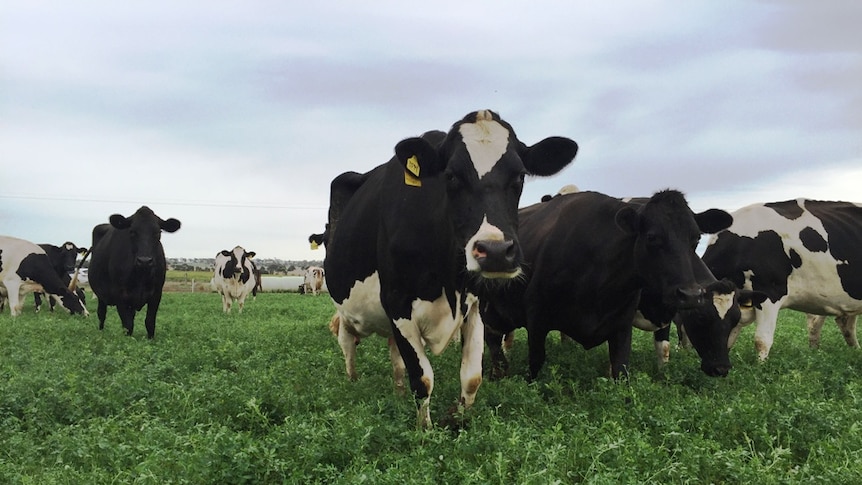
391;317;434;429
526;326;549;381
458;306;484;409
97;299;108;330
144;299;160;339
607;325;633;379
117;304;136;336
387;337;407;395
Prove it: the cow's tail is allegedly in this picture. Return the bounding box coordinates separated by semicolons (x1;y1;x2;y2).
69;247;93;291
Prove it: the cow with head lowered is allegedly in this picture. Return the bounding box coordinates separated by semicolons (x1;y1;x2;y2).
324;110;578;428
0;236;88;316
703;198;862;361
87;206;181;338
33;242;88;312
212;246;258;313
480;189;741;381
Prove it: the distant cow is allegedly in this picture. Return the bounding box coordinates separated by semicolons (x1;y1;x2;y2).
325;110;577;427
33;242;88;312
0;236;88;316
304;266;325;295
703;198;862;360
212;246;258;313
480;190;740;380
87;206;181;338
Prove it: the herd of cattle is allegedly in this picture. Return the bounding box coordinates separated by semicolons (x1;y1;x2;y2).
1;110;860;428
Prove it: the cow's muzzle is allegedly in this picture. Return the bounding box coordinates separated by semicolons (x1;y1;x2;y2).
675;286;705;309
472;239;518;276
702;361;731;377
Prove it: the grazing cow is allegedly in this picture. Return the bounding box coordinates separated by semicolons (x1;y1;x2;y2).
212;246;258;313
33;242;88;312
703;198;862;360
0;236;88;316
480;190;738;381
88;206;181;338
324;110;578;428
304;266;325;295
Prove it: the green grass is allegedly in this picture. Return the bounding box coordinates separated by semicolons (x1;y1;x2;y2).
2;293;861;483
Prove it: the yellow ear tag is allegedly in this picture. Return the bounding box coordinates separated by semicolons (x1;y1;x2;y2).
406;155;420;177
310;241;319;250
404;156;422;187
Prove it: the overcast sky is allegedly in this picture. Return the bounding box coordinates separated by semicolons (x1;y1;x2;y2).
2;1;860;261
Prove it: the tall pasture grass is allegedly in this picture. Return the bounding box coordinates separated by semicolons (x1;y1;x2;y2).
1;292;861;483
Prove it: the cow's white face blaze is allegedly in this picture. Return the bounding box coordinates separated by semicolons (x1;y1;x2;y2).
458;113;510;179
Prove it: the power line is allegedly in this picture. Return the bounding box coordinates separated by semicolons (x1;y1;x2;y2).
0;193;326;210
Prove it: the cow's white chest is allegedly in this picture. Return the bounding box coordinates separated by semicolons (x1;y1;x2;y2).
408;290;470;355
218;275;253;298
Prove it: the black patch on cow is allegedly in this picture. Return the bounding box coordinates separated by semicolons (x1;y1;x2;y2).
765;200;804;220
804;200;862;300
788;248;802;269
704;229;794;304
799;226;828;253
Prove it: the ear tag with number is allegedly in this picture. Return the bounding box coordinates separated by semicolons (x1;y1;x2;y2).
404;155;421;187
310;241;319;250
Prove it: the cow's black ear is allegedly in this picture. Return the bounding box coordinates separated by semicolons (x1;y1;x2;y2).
615;206;639;235
695;209;733;234
109;214;130;229
77;247;88;255
161;218;181;233
246;251;256;258
394;137;443;178
522;137;578;177
219;250;231;257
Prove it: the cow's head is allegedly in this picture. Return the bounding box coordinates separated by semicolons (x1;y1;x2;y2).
616;190;733;309
59;242;88;273
393;110;578;280
675;279;768;376
109;206;181;269
218;246;255;281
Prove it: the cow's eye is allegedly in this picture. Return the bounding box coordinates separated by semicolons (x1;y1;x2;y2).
511;172;526;191
445;170;461;191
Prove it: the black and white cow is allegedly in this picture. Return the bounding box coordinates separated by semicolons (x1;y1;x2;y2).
211;246;258;313
324;110;578;428
480;190;738;380
619;197;768;371
0;236;88;316
33;242;88;312
703;198;862;360
88;206;181;338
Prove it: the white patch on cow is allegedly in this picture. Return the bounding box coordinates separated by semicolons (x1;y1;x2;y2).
459;115;509;179
335;271;391;339
712;291;735;320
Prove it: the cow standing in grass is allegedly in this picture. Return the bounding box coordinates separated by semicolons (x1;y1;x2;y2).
212;246;258;313
88;206;181;338
703;198;862;360
324;110;578;428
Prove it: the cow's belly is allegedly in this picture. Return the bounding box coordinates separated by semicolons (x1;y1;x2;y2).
219;278;251;299
785;269;862;315
335;272;391;338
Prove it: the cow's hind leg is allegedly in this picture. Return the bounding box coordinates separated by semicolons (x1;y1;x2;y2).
807;314;827;348
387;337;406;395
97;299;108;330
526;326;550;381
836;315;859;348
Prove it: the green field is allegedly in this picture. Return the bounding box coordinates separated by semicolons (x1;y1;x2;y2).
1;292;860;483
